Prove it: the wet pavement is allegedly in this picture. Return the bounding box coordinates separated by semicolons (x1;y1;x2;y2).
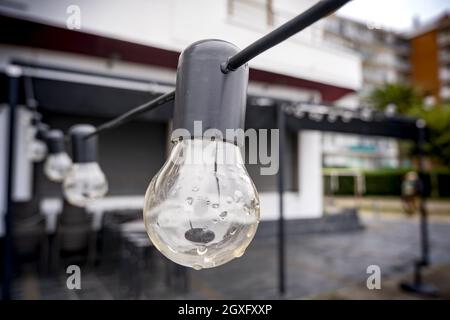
10;213;450;300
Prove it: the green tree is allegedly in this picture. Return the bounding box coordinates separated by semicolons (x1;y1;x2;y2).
367;83;450;167
409;105;450;167
366;83;421;113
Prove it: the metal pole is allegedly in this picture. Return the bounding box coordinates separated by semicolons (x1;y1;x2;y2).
276;104;286;295
2;65;22;300
400;119;437;296
417;126;429;267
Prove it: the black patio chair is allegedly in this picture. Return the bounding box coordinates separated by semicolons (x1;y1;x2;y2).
51;202;96;271
13;200;49;273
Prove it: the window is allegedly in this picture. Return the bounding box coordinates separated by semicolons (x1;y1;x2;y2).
228;0;274;29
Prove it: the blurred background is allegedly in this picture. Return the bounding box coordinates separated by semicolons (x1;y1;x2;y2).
0;0;450;300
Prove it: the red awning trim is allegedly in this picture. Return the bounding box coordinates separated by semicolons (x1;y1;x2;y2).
0;14;354;101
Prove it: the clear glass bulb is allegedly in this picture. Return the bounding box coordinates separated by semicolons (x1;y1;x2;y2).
28;139;47;162
63;162;108;207
144;139;260;270
44;152;73;182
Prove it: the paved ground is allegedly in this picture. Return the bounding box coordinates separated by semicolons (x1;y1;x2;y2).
317;262;450;299
11;212;450;300
325;196;450;216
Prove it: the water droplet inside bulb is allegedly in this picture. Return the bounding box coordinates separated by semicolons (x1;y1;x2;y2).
192;186;199;192
230;226;237;235
204;256;214;265
186;197;193;205
212;203;219;209
192;264;202;270
197;246;207;255
235;248;245;258
219;211;227;219
212;219;218;224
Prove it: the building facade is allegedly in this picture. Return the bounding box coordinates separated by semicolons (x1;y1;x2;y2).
324;15;411;99
409;13;450;103
320;15;410;170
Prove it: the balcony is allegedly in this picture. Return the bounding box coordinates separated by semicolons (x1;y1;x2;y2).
438;33;450;47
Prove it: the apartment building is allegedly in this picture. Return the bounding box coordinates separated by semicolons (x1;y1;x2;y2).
324;15;411;99
320;15;409;169
409;13;450;103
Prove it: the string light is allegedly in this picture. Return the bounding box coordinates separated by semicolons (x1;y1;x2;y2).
63;124;108;207
44;129;72;182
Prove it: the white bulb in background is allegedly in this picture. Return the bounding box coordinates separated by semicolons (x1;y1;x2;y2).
28;139;47;162
27;123;49;162
63;162;108;207
44;152;72;182
144;139;260;270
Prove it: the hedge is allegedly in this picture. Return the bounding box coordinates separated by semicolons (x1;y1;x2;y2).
323;169;449;198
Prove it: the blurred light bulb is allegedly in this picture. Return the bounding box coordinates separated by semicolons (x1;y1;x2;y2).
44;129;72;182
360;108;373;122
28;123;49;162
385;103;397;117
144;139;260;270
45;152;72;182
327;112;337;122
63;162;108;206
28;139;47;162
63;124;108;207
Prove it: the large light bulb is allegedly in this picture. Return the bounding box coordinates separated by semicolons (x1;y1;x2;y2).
63;162;108;206
144;139;260;270
63;124;108;207
44;129;72;182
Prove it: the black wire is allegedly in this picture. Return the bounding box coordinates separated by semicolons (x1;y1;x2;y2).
224;0;351;72
85;90;175;139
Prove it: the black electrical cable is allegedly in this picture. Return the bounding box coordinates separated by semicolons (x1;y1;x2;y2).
223;0;351;72
85;90;175;139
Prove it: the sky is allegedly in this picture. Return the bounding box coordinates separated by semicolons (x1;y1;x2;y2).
337;0;450;32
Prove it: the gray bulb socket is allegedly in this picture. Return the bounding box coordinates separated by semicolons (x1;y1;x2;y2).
69;124;98;163
36;123;49;141
46;129;66;154
172;39;249;145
